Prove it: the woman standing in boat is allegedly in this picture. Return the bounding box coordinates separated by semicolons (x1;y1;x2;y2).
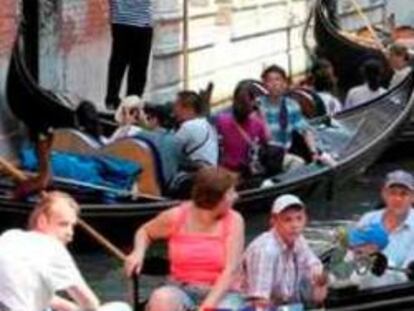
124;166;245;310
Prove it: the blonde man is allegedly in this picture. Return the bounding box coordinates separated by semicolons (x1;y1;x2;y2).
0;191;130;311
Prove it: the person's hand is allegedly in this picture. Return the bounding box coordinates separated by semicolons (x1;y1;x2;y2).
310;264;328;304
310;264;328;286
124;250;143;277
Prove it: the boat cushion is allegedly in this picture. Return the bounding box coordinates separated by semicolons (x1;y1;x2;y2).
19;145;141;191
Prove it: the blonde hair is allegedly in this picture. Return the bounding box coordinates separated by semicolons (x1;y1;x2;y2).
114;95;145;124
28;191;80;229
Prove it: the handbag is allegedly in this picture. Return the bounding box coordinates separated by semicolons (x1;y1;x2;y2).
233;121;266;176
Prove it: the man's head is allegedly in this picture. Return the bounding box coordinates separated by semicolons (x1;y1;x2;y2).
271;194;307;246
381;170;414;217
388;44;410;71
261;65;289;98
28;191;80;245
173;91;204;123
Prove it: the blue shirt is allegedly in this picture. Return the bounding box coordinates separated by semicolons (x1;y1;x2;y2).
258;95;309;148
358;208;414;268
110;0;153;27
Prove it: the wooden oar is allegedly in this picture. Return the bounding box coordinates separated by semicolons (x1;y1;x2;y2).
22;170;167;201
0;156;127;259
349;0;385;51
0;155;140;309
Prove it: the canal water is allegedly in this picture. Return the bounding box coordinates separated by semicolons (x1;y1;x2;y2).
75;143;414;303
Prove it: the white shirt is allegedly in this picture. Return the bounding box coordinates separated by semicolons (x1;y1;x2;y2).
389;67;412;88
317;92;342;116
106;125;142;144
175;117;218;165
0;229;85;311
344;84;386;109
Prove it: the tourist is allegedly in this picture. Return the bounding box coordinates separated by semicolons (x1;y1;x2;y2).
258;65;318;168
351;170;414;287
242;194;327;309
388;44;412;87
174;91;219;169
344;59;387;109
125;166;245;311
0;191;131;311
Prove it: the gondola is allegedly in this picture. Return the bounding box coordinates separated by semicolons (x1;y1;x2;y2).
2;20;414;248
133;250;414;311
6;34;116;136
312;0;392;94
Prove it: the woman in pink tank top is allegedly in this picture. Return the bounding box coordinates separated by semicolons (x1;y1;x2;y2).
125;167;245;311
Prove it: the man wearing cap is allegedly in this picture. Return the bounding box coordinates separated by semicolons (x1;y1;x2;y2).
242;194;327;309
355;169;414;286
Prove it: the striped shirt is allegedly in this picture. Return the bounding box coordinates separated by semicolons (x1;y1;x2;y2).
110;0;153;27
242;230;321;305
258;95;309;149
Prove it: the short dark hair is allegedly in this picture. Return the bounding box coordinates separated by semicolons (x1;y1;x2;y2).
361;59;383;91
191;166;237;209
389;44;410;61
261;65;288;81
176;91;204;115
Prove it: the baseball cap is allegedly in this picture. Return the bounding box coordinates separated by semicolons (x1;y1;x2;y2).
384;170;414;190
271;194;305;214
347;223;389;250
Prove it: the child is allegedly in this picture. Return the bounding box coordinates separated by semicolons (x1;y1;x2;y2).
328;223;389;289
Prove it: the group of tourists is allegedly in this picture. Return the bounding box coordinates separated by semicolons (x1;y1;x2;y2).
101;63;330;197
2;167;414;310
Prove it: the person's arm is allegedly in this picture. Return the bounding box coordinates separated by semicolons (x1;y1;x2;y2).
198;211;245;309
50;295;80;311
302;241;328;304
66;283;100;311
243;238;277;308
124;207;177;276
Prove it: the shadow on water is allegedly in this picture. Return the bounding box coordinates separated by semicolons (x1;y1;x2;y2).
76;142;414;301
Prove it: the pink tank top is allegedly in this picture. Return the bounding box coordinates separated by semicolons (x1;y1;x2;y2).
168;202;232;286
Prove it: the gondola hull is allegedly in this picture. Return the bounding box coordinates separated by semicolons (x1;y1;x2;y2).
2;68;414;249
312;0;392;94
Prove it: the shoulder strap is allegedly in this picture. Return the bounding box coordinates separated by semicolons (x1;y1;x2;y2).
184;124;211;156
232;119;255;147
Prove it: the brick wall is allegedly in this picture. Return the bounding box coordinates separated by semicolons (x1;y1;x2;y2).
0;0;21;159
58;0;109;54
0;0;17;59
39;0;111;105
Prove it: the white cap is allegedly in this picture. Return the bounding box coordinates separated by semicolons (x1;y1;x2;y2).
114;95;145;124
271;194;305;214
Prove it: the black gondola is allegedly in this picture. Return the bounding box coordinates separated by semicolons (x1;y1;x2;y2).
312;0;392;94
133;252;414;311
2;33;414;248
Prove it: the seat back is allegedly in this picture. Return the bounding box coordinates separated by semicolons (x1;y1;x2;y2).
102;138;162;196
52;128;101;154
52;129;162;196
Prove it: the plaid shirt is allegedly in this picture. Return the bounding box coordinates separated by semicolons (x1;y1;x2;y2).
258;95;309;149
242;230;321;305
